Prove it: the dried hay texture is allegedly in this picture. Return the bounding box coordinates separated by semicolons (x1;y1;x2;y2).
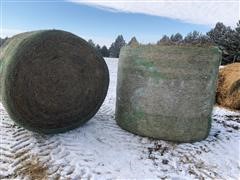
116;45;221;142
216;63;240;110
0;30;109;134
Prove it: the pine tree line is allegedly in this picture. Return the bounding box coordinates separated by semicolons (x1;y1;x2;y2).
156;21;240;65
1;21;239;64
85;21;240;64
87;36;139;58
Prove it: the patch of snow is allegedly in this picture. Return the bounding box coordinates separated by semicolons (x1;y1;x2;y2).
213;106;240;116
0;58;239;179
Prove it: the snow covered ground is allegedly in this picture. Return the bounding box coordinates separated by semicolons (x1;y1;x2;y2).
0;58;239;179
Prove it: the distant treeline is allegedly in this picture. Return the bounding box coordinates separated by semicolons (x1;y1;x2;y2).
1;21;239;65
88;21;240;65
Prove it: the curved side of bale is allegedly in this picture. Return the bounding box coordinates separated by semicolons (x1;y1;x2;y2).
0;31;38;100
216;63;240;110
0;30;109;134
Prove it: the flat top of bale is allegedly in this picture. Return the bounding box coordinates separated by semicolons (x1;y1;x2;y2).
122;44;220;52
119;44;221;71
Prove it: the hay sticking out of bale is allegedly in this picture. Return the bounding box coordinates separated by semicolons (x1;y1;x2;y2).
0;30;109;134
216;63;240;110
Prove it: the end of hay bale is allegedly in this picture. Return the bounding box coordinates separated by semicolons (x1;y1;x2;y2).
216;63;240;110
0;30;109;134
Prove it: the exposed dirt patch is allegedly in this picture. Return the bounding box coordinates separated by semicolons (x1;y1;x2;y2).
16;157;49;180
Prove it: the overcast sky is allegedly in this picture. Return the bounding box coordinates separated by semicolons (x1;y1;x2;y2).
1;0;239;47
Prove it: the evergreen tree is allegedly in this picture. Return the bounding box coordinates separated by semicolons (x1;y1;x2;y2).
157;35;170;45
207;21;240;64
88;39;95;48
170;33;183;43
109;35;126;58
233;21;240;62
128;36;139;46
184;31;200;44
198;34;212;45
207;22;230;45
100;45;109;57
95;44;101;54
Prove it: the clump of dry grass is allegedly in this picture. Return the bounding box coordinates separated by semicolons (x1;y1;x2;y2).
216;63;240;110
17;157;49;180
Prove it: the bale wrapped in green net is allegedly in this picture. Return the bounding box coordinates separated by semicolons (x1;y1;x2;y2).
0;30;109;134
116;45;221;142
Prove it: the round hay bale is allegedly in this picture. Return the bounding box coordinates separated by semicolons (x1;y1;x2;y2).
116;45;221;142
0;30;109;134
216;63;240;110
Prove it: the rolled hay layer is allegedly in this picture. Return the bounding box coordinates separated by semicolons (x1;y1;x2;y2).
0;30;109;134
116;45;221;142
216;63;240;110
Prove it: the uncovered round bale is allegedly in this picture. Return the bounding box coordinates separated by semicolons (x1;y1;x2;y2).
216;63;240;110
0;30;109;134
116;45;221;142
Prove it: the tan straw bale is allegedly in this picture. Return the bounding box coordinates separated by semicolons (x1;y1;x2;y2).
216;63;240;110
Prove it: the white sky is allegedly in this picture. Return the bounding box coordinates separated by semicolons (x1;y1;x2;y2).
70;0;240;27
